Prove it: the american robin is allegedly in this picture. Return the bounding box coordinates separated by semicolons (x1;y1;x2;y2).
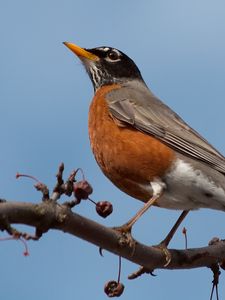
64;42;225;246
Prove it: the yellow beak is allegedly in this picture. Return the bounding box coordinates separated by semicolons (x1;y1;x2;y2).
63;42;99;61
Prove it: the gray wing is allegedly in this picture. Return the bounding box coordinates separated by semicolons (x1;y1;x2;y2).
106;81;225;174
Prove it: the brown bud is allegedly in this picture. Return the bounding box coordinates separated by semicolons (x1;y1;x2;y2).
73;180;93;200
23;251;29;256
182;227;187;234
96;201;113;218
104;280;124;297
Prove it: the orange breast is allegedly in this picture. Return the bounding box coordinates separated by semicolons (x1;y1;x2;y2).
88;85;175;201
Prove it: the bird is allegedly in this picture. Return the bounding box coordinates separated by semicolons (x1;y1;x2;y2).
63;42;225;247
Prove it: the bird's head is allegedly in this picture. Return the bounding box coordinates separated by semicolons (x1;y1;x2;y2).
63;42;143;91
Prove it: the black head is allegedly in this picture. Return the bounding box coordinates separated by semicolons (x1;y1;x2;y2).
64;43;144;90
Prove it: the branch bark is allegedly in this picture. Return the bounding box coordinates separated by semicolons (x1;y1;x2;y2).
0;199;225;272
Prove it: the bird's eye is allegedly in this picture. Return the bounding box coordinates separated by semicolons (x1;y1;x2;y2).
107;50;120;61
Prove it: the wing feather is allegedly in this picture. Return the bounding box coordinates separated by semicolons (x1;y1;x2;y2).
106;82;225;174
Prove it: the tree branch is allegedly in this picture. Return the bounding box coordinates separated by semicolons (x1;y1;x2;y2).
0;199;225;272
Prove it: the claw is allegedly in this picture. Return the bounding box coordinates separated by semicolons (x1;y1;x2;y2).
99;247;104;257
154;243;172;267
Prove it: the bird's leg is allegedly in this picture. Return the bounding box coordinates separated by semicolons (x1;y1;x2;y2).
116;180;165;233
159;210;189;248
114;180;165;253
129;210;190;280
153;209;190;267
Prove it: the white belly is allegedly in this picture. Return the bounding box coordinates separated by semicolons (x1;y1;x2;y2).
151;159;225;211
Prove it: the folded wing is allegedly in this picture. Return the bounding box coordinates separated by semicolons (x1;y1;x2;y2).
106;82;225;174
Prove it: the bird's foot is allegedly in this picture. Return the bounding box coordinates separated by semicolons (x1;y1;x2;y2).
151;210;190;266
153;241;172;267
127;242;171;281
113;224;136;252
114;221;132;235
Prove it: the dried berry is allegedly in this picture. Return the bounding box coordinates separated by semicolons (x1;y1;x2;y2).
96;201;113;218
104;280;124;297
73;180;93;201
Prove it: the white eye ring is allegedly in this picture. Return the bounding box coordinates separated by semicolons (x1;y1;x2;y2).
105;49;121;62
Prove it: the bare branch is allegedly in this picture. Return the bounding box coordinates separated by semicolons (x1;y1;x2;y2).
0;199;225;272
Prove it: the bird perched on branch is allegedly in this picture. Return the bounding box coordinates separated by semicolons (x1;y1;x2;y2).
64;42;225;246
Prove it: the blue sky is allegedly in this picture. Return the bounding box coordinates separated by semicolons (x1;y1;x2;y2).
1;1;225;299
